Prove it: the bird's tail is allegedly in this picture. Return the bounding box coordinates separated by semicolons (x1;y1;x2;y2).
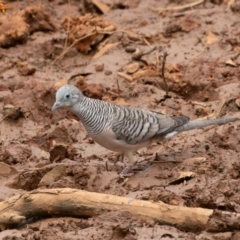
175;117;239;133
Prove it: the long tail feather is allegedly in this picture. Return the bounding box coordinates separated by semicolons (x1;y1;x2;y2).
175;117;239;133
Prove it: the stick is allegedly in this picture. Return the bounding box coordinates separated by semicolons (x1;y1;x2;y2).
0;188;240;232
117;72;133;82
0;115;7;124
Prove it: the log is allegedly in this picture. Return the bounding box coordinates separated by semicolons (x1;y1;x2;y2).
0;188;239;232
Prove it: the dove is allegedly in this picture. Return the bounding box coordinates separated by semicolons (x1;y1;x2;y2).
52;84;239;177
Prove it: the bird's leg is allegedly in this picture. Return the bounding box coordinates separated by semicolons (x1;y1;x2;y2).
119;151;136;178
119;150;156;177
114;153;124;165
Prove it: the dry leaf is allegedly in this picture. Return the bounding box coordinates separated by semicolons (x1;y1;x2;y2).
206;31;218;45
225;59;237;67
0;162;13;176
126;62;140;74
180;17;199;32
40;150;50;159
235;98;240;107
132;68;159;81
3;104;21;120
53;79;68;90
127;32;141;41
75;34;104;53
92;0;110;14
38;165;66;187
169;171;195;185
52;140;57;146
227;0;235;7
0;2;13;12
113;98;130;106
92;42;120;60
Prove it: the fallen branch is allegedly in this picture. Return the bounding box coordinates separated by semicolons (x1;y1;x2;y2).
0;188;240;232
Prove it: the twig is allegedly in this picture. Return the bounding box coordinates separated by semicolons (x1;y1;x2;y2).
68;72;91;82
196;98;227;121
117;72;133;82
151;160;183;163
105;161;109;171
132;46;157;61
154;50;171;103
61;62;88;70
155;0;204;13
52;32;97;65
116;78;121;92
0;115;7;124
106;90;119;97
63;17;70;50
161;52;169;96
52;29;151;65
142;37;151;47
189;101;207;107
137;154;182;164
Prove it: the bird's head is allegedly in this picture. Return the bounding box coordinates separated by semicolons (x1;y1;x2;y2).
52;84;83;111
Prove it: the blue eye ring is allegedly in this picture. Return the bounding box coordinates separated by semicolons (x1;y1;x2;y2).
64;92;72;100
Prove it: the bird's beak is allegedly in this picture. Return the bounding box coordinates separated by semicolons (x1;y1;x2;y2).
52;102;61;111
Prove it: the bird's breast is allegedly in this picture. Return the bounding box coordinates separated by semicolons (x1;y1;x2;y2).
90;130;151;153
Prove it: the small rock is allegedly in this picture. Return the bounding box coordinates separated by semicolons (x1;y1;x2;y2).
18;65;36;76
233;232;240;240
95;63;104;72
169;199;179;205
235;98;240;107
225;59;237;67
125;46;136;53
0;90;12;102
50;144;68;162
0;162;15;176
104;70;112;75
38;165;66;187
3;104;22;120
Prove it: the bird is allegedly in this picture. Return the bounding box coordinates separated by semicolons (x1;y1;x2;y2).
52;84;239;177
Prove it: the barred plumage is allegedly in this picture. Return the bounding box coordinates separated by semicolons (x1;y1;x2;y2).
52;84;240;176
73;97;115;135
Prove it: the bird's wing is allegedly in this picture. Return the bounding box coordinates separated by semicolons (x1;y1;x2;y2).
111;107;189;144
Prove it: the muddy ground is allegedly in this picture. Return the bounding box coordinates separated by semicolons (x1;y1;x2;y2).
0;0;240;239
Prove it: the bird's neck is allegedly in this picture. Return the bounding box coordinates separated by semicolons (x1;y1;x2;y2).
71;96;89;119
70;97;112;135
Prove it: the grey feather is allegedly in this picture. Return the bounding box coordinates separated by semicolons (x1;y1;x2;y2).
112;108;189;144
175;118;239;132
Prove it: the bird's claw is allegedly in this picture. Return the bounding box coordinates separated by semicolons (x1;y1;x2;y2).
119;161;152;178
119;164;134;178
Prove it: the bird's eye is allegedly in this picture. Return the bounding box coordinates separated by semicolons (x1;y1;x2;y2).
64;93;71;100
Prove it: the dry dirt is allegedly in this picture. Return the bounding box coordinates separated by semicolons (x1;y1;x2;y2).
0;0;240;239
